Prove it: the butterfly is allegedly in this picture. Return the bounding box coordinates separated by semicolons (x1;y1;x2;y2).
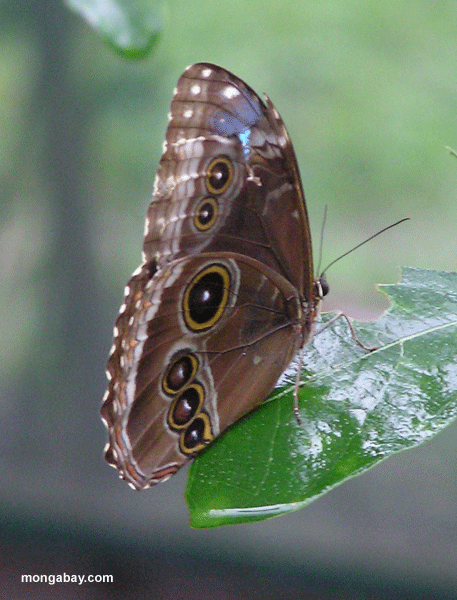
101;63;328;489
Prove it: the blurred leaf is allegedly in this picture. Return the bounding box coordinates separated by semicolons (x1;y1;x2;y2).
186;268;457;528
65;0;162;59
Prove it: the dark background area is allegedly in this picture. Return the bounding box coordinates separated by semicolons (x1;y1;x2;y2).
2;1;457;597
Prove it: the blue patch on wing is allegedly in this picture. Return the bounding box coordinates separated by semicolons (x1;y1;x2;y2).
212;111;247;137
212;110;257;157
211;88;262;157
237;129;252;157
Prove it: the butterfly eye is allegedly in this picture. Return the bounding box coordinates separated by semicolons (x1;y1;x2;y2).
317;275;329;298
205;156;233;195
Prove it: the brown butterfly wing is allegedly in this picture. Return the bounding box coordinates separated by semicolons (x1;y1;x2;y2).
144;63;314;302
102;63;317;488
101;253;301;489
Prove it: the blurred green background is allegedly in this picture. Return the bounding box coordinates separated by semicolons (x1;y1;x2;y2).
2;0;457;598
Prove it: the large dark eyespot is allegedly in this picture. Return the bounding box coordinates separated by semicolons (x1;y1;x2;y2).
205;156;233;195
168;384;204;429
179;413;213;454
183;264;230;331
162;353;198;395
194;197;218;231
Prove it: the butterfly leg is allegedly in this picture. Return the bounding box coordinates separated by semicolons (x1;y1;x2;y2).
293;347;304;425
294;314;377;426
316;312;378;352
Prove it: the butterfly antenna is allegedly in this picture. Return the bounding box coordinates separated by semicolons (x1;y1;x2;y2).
315;204;328;278
320;218;410;277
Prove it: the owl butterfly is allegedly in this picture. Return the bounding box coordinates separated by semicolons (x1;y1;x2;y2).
101;62;328;490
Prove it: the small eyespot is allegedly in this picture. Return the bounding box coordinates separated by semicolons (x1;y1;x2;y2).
205;157;234;195
162;353;199;395
168;384;204;429
194;197;219;231
179;413;213;454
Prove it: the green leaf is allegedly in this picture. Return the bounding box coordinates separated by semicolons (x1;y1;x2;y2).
186;267;457;528
65;0;162;60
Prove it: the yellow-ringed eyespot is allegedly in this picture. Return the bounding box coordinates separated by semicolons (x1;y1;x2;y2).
205;156;233;195
179;412;213;455
162;352;199;396
194;197;219;231
183;264;230;332
167;383;204;430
